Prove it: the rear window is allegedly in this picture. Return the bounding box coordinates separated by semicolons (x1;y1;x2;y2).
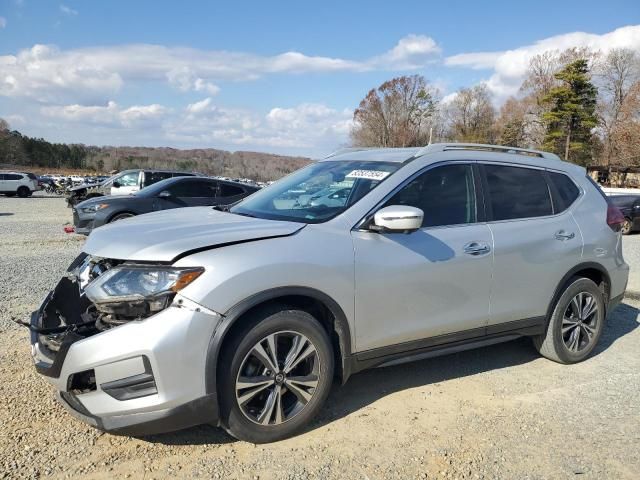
547;171;580;212
5;174;24;181
219;183;245;197
484;165;552;221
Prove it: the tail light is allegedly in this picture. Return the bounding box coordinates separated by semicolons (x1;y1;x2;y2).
607;204;625;232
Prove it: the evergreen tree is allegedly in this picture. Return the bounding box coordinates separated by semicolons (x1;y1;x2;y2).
542;59;598;165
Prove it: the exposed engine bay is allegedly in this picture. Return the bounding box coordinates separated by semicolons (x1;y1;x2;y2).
25;253;183;360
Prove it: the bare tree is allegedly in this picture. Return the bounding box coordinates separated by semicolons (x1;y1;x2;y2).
595;48;640;165
350;75;439;148
446;84;496;143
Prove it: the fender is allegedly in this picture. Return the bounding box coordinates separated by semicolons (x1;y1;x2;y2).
204;286;354;401
545;261;611;325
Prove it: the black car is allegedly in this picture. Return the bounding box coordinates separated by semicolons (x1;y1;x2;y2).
609;194;640;234
72;176;259;235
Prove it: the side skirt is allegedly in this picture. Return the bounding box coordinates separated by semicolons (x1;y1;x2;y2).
350;317;545;374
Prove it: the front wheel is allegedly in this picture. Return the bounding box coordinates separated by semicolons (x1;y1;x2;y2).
219;308;334;443
534;277;605;364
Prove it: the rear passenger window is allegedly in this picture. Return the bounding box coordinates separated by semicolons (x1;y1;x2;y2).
219;183;245;197
484;165;552;221
5;174;23;180
547;171;580;212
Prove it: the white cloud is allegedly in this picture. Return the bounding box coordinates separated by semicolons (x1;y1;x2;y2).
445;25;640;101
0;17;7;29
59;4;78;16
370;34;441;69
0;35;440;103
41;101;168;127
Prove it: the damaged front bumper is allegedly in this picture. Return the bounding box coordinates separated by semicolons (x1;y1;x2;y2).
29;265;223;436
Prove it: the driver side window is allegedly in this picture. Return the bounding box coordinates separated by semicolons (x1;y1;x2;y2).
383;164;477;228
117;172;139;187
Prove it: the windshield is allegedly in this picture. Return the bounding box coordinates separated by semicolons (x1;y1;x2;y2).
230;160;400;223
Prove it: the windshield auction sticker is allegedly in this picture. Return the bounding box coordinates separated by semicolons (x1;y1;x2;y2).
345;170;391;181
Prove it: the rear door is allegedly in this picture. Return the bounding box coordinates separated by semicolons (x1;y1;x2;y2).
217;182;250;204
156;179;220;209
482;164;583;327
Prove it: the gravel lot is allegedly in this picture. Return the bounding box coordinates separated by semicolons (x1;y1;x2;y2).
1;195;639;480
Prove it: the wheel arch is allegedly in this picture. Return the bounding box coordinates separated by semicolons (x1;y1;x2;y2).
205;286;353;400
107;211;136;223
546;262;611;324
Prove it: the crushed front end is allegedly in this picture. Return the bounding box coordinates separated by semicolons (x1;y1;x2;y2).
28;253;222;435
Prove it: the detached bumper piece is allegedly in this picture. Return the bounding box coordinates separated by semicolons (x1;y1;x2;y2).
101;357;158;401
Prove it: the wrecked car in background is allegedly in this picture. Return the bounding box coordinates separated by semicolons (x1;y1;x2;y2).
66;169;196;207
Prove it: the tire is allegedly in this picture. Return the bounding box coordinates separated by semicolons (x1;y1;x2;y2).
621;217;632;235
17;186;30;198
109;212;135;222
534;277;606;364
219;308;334;443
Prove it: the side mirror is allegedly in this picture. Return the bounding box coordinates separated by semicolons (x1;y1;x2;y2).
158;190;172;199
112;181;121;188
371;205;423;233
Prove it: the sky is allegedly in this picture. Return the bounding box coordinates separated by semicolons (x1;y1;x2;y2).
1;0;639;158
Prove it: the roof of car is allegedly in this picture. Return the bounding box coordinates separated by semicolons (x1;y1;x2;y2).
321;143;580;173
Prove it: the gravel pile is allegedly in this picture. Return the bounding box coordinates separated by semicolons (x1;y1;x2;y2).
1;195;639;479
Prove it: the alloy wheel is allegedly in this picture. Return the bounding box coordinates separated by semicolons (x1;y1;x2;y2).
562;292;599;352
235;331;320;426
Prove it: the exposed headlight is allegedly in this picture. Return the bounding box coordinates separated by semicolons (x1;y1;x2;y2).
85;266;203;304
80;203;109;213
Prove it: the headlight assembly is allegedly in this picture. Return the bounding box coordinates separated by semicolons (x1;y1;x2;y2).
84;266;203;305
80;203;109;213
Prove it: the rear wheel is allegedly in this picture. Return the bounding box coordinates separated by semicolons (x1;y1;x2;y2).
17;186;30;198
109;212;135;222
534;277;605;364
219;308;334;443
621;217;632;235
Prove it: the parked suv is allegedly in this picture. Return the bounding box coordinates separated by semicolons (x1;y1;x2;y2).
28;144;629;443
66;169;196;206
0;171;39;197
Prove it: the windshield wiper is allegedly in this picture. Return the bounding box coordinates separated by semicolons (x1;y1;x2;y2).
213;204;231;212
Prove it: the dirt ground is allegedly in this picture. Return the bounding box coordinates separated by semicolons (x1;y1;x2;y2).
1;195;639;479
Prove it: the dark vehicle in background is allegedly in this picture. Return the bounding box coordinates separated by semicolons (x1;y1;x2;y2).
66;169;196;207
609;195;640;234
72;176;259;235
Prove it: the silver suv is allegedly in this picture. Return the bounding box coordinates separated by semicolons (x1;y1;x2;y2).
29;144;629;443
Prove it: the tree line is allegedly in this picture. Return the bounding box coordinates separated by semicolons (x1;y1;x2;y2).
350;47;640;167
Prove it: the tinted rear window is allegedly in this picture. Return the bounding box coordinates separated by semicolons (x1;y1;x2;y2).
547;171;580;212
219;183;245;197
484;165;552;221
5;174;23;181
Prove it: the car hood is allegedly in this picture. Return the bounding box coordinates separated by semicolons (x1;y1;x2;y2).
75;195;133;209
83;207;305;262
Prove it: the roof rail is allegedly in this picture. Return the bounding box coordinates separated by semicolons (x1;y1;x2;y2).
323;147;375;159
436;143;560;160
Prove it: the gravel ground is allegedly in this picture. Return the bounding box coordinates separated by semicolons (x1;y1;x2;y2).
622;234;640;294
1;195;639;480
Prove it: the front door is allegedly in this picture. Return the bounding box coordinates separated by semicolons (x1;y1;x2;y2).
352;163;494;353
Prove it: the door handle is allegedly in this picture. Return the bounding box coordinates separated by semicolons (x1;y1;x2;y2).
463;242;491;256
554;230;575;241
